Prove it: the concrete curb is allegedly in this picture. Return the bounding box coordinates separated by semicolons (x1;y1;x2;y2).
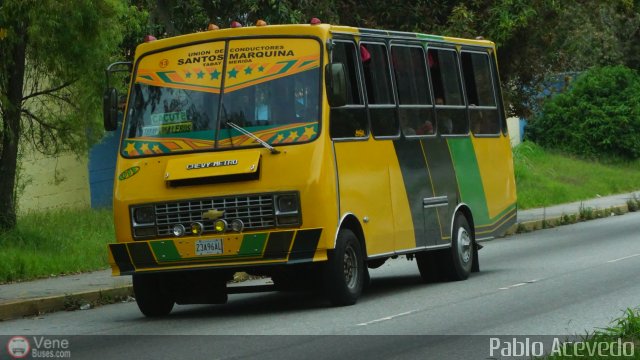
0;286;133;322
504;204;630;236
1;202;636;321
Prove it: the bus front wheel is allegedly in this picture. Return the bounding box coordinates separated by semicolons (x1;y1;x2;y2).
133;274;174;317
323;229;364;306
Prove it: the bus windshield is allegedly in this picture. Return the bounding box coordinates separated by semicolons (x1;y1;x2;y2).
122;38;321;157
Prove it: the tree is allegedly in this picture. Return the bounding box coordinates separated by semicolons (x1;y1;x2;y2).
0;0;131;230
527;66;640;159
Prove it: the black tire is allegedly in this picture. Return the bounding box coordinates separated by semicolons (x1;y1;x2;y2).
323;229;364;306
133;274;174;317
447;213;474;281
416;250;446;283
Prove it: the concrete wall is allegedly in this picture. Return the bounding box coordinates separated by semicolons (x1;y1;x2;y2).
507;117;523;147
17;146;90;214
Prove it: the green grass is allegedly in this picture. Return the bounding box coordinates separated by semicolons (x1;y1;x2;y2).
514;142;640;209
544;308;640;359
0;208;114;283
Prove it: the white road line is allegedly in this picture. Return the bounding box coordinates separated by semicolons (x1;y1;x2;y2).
499;279;539;290
357;310;416;326
607;253;640;263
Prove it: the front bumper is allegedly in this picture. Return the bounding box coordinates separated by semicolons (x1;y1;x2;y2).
108;228;324;275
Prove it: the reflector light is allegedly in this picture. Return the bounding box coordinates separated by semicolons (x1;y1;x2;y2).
143;35;157;42
214;219;228;233
230;219;244;232
172;224;185;237
310;17;322;25
230;21;242;28
190;222;204;235
256;20;267;27
207;23;220;31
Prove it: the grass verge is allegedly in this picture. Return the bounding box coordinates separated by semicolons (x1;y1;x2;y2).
0;208;114;284
544;308;640;359
514;142;640;209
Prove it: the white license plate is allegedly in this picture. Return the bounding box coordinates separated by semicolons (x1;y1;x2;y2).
195;239;223;255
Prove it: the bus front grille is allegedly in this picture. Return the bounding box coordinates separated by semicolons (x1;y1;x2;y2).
153;194;276;237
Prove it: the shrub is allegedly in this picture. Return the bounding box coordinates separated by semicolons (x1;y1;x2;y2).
527;66;640;159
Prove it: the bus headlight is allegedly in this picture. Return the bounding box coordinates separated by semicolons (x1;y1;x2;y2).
132;206;155;225
275;193;301;226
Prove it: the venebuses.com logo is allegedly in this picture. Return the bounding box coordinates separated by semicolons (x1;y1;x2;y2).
5;336;71;359
6;336;30;359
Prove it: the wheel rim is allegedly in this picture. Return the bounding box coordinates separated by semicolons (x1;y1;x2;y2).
343;244;358;289
457;227;472;264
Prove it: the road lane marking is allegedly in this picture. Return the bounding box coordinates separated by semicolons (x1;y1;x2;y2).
607;253;640;263
499;279;539;290
357;310;416;326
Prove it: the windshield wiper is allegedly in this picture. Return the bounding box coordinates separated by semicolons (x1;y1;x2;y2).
226;121;280;154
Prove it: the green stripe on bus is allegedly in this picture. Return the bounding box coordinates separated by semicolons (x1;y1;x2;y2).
417;34;445;41
150;240;181;262
239;233;268;256
447;138;491;225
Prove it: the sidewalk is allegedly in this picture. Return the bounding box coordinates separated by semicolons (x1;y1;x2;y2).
1;191;639;321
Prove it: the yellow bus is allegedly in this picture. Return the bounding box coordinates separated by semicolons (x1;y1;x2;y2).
103;19;517;317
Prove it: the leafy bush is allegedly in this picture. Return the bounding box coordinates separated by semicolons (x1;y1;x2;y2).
527;66;640;159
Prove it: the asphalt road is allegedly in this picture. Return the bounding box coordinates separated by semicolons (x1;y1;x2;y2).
2;212;640;359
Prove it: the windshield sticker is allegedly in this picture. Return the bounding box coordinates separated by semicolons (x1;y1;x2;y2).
150;111;188;125
134;39;319;94
142;122;193;136
122;123;317;156
218;123;318;147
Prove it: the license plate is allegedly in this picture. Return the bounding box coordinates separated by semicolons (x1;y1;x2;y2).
195;239;223;255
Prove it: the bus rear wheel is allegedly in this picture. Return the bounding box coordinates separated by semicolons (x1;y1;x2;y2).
133;274;174;317
323;229;364;306
447;213;474;280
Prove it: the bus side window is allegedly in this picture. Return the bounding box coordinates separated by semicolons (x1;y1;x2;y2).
360;42;398;138
392;45;434;137
428;48;467;135
461;51;500;135
330;41;369;139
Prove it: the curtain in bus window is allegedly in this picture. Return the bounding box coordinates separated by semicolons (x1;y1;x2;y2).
392;45;434;136
461;52;500;135
361;42;397;138
330;41;368;139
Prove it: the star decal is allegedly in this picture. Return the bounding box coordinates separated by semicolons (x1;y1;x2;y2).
285;130;299;142
228;68;238;78
185;72;192;78
152;145;162;153
258;65;265;72
140;143;151;153
273;134;284;143
197;70;205;79
244;66;253;75
124;142;137;155
210;69;220;80
302;126;317;139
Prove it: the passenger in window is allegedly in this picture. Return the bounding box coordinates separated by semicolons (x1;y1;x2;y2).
416;120;433;135
400;115;416;135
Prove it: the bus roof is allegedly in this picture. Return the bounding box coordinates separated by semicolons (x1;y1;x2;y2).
134;22;494;59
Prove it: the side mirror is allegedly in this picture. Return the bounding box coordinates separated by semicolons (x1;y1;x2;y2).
325;63;347;107
103;87;118;131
